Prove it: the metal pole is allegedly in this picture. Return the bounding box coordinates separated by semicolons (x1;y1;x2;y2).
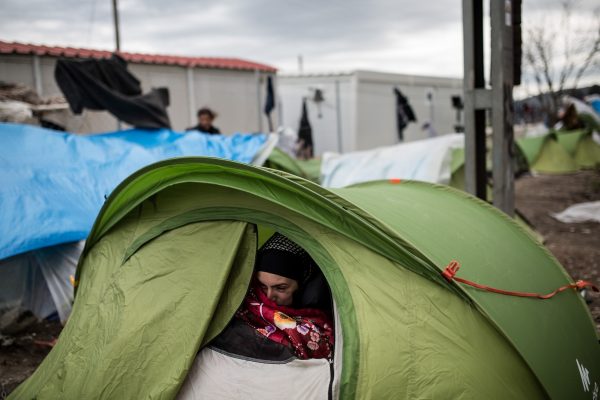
335;80;343;152
462;0;487;200
277;95;284;130
112;0;121;52
490;0;515;216
428;91;434;128
275;75;284;130
32;55;43;96
255;70;263;132
186;67;196;126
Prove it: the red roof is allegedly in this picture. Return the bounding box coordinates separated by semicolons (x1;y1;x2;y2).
0;40;277;73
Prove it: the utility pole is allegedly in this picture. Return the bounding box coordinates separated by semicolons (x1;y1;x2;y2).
112;0;121;52
112;0;121;130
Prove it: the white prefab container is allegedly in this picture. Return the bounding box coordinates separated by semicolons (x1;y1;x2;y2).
0;42;276;134
278;70;463;155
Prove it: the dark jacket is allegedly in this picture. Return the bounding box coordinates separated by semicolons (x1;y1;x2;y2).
185;125;221;134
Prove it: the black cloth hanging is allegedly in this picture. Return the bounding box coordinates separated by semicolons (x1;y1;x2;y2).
55;54;171;129
264;75;275;132
297;98;313;158
264;76;275;116
393;88;416;141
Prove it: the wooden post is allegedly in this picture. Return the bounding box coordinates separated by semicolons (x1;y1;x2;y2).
463;0;516;215
462;0;488;200
490;0;515;216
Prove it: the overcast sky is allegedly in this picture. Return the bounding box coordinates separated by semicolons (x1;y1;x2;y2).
1;0;598;87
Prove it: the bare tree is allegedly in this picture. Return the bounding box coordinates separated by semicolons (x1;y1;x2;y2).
523;0;600;124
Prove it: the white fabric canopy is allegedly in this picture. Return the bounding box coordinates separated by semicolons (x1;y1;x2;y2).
321;133;464;188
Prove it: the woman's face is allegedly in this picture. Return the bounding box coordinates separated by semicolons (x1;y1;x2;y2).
257;271;299;306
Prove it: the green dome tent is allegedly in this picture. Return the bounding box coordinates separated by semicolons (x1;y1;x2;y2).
516;132;578;174
516;130;600;174
10;158;599;399
556;130;600;169
265;147;322;183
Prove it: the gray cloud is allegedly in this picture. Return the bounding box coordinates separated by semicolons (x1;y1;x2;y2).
0;0;597;79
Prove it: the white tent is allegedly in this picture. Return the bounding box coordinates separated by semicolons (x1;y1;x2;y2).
320;133;464;188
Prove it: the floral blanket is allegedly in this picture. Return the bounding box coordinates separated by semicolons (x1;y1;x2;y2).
236;284;334;360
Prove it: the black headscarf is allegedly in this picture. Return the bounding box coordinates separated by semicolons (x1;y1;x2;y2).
256;233;314;285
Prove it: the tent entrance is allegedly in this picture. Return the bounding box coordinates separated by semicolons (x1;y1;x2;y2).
176;224;342;399
118;203;343;399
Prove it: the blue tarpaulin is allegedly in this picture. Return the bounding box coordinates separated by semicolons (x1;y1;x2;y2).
0;123;269;259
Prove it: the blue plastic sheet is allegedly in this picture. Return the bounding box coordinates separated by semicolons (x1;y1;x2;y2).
590;98;600;116
0;123;268;259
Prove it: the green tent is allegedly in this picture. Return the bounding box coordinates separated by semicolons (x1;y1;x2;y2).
448;147;467;190
556;130;600;169
516;130;600;174
265;147;322;183
10;158;599;399
516;132;578;174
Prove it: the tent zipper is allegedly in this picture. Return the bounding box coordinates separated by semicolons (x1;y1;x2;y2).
328;357;334;400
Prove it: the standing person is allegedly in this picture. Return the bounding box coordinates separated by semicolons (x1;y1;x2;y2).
186;107;221;134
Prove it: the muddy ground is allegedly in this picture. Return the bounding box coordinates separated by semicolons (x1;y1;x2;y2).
1;170;599;397
0;320;62;397
515;169;600;332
